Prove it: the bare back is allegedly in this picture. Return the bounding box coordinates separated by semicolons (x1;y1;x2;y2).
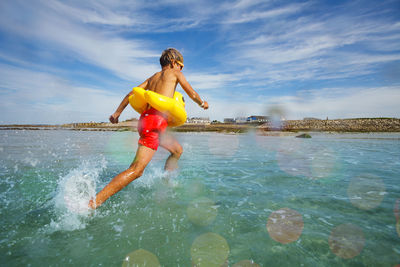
143;69;179;98
134;62;204;110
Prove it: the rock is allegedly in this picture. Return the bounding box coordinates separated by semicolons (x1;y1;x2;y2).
296;133;312;138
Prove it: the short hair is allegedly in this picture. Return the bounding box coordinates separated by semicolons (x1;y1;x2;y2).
160;48;183;67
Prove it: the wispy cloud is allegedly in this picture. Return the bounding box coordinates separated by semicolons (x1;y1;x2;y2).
269;86;400;120
46;0;138;26
222;3;307;24
0;1;159;81
221;1;400;84
0;0;399;123
186;72;242;90
0;64;128;124
202;86;400;121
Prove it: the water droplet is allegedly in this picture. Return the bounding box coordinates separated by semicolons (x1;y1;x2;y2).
329;223;365;259
347;173;385;210
266;208;304;244
122;249;160;267
191;232;229;267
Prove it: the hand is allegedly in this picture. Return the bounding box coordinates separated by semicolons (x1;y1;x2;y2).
109;113;119;124
202;101;209;110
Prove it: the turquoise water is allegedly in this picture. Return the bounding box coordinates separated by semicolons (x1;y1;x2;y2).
0;130;399;266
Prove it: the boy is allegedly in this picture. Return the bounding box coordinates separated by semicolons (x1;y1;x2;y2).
89;48;209;209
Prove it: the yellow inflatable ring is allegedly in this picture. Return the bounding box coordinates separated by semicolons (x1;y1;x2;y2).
129;87;187;127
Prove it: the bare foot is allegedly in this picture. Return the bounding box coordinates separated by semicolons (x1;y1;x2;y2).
88;199;96;209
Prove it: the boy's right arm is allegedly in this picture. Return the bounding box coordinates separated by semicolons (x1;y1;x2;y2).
109;91;133;124
176;72;208;109
109;80;149;124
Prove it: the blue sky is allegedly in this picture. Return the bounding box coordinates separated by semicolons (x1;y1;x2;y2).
0;0;399;124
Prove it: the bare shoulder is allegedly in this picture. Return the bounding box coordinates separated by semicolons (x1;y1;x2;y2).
157;69;181;84
148;71;162;81
164;68;181;77
175;70;187;82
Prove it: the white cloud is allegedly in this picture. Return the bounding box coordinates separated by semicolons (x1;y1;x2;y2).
220;1;400;83
46;0;137;26
230;0;268;10
0;0;399;124
0;64;132;124
189;86;400;121
223;3;307;24
184;97;267;121
264;86;400;119
0;1;160;82
186;72;241;90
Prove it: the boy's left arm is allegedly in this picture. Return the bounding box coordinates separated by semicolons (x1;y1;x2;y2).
176;72;209;109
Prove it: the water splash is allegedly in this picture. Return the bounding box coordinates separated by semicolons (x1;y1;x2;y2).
49;158;107;232
133;166;178;189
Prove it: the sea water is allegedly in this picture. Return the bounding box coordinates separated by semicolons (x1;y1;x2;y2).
0;130;399;266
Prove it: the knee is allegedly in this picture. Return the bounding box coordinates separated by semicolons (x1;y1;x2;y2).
128;163;145;178
173;144;183;158
136;168;145;178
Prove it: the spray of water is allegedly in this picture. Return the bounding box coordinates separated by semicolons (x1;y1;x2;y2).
48;158;107;232
133;166;178;189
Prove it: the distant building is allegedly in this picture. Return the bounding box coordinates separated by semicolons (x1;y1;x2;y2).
224;118;235;123
235;117;248;123
187;117;211;124
247;115;269;123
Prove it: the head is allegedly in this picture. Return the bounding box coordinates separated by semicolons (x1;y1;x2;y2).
160;48;184;70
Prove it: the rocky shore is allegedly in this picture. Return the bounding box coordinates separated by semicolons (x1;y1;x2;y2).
1;118;399;133
278;118;400;132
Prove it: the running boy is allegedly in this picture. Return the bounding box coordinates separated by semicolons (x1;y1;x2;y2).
89;48;208;209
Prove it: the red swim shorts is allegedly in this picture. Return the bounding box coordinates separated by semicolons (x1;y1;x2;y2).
137;108;168;150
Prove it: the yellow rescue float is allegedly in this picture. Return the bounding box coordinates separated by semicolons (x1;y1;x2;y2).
128;87;187;127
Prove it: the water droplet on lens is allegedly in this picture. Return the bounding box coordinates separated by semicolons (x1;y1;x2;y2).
329;223;365;259
191;232;229;267
266;208;304;244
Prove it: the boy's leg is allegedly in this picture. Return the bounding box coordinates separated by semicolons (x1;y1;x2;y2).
89;145;156;209
160;132;183;171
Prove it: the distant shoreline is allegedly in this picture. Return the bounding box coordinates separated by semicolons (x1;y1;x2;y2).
1;118;400;133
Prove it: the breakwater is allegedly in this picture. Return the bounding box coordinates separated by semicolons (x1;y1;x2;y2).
278;118;400;132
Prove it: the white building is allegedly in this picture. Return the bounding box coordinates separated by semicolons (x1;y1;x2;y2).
186;117;211;124
235;117;248;123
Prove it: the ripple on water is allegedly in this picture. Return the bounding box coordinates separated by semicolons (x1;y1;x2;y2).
1;131;400;266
